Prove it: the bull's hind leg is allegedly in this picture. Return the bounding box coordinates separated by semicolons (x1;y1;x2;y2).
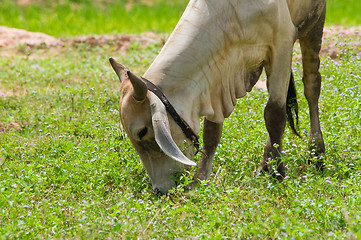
194;119;223;181
299;11;326;169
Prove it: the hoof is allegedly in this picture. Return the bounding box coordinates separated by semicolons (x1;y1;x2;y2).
256;161;285;183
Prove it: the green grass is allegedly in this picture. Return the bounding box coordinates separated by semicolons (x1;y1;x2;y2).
1;0;361;239
0;0;188;36
0;0;360;37
326;0;361;26
1;29;361;239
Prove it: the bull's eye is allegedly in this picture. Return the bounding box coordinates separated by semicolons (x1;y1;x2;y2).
138;127;148;140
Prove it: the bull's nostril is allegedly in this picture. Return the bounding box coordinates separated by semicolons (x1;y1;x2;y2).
138;127;148;140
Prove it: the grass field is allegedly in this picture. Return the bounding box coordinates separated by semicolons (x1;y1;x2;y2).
0;0;360;37
1;0;361;239
327;0;361;26
0;0;188;36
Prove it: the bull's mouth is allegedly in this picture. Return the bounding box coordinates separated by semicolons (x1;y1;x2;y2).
150;169;192;196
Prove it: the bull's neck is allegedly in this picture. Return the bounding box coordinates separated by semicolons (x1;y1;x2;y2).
143;40;224;134
144;0;253;131
143;1;246;133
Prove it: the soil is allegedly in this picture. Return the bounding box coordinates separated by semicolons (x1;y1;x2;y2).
0;26;63;48
0;26;163;57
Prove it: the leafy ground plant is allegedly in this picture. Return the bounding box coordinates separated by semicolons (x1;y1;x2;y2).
1;28;361;239
1;0;361;238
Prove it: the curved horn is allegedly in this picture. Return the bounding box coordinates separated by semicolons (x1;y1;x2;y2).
150;94;196;166
127;71;148;101
109;57;128;82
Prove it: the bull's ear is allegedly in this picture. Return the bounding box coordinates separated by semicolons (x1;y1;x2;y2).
127;70;148;101
109;57;128;82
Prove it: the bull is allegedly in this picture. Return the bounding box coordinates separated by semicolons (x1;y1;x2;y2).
109;0;326;194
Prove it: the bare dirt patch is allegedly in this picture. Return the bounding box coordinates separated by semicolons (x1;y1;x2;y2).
0;26;63;48
0;26;163;59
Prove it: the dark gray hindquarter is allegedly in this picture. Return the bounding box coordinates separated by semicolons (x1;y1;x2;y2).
292;1;326;39
244;1;326;92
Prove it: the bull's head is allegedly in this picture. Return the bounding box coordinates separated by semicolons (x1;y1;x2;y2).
109;58;196;194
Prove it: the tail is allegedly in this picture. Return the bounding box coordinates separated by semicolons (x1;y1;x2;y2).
286;72;301;138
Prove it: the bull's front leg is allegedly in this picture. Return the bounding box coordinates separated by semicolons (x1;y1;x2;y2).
258;23;296;181
259;100;287;181
194;118;223;181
